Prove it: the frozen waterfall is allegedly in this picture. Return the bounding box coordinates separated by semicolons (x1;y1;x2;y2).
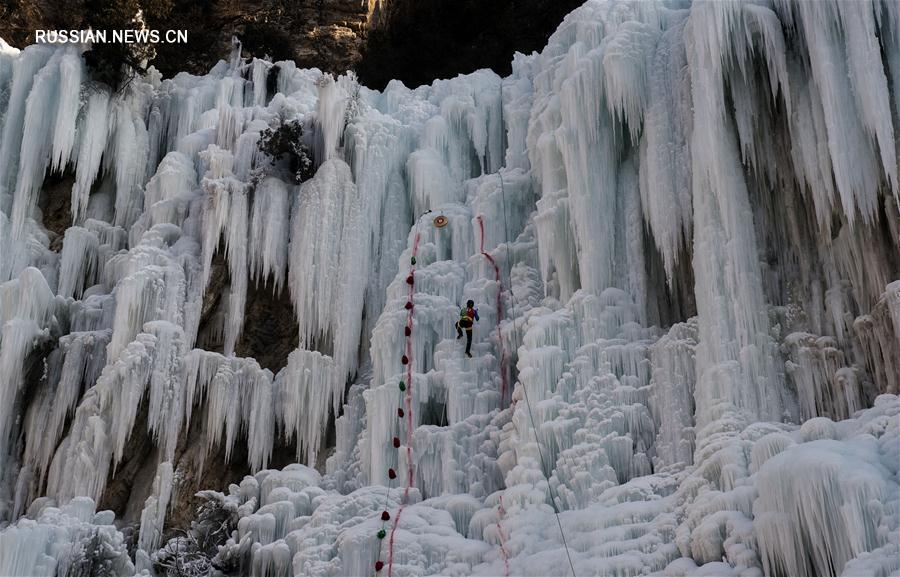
1;1;899;576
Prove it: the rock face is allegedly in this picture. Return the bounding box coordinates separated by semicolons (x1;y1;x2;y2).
0;0;372;78
0;0;581;88
168;0;372;76
357;0;587;89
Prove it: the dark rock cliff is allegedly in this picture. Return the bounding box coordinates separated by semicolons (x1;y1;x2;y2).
1;0;371;78
1;0;583;87
357;0;586;89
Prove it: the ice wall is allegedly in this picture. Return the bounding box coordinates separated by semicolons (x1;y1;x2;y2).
0;0;899;576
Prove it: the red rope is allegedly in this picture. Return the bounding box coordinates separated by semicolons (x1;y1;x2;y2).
385;231;421;577
478;217;513;577
497;496;511;577
476;215;509;407
386;503;405;573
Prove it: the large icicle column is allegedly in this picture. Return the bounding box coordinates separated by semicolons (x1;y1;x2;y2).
685;2;794;431
1;1;900;576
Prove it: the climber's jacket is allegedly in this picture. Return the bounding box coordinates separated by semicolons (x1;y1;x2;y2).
457;306;479;331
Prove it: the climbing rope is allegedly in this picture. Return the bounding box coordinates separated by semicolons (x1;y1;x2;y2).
476;213;515;577
476;215;510;407
376;220;423;576
496;140;577;575
508;347;578;577
497;495;512;577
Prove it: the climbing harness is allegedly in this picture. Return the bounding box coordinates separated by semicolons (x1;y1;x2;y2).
459;307;475;329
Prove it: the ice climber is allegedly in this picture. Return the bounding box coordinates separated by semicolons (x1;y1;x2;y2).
456;299;479;358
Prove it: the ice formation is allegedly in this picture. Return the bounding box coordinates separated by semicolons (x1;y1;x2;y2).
1;1;899;576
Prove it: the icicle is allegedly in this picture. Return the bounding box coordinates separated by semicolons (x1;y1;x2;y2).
251;58;270;107
602;21;659;144
0;45;53;212
782;332;866;422
45;332;155;504
188;350;275;471
224;184;249;355
834;0;898;193
782;0;886;225
0;498;134;577
343;114;412;346
143;151;197;210
649;319;698;469
315;75;348;162
145;322;187;460
70;88;111;221
136;461;174;557
9;50;63;238
20;330;109;498
57;227;100;299
638;16;692;281
49;50;82;174
249;177;290;293
0;319;49;467
105;254;186;363
0;267;57;468
275;349;336;466
407;148;458;215
199;145;236;291
686;2;794;429
110;96;150;228
754;437;892;577
216;104;245;150
288;159;366;402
